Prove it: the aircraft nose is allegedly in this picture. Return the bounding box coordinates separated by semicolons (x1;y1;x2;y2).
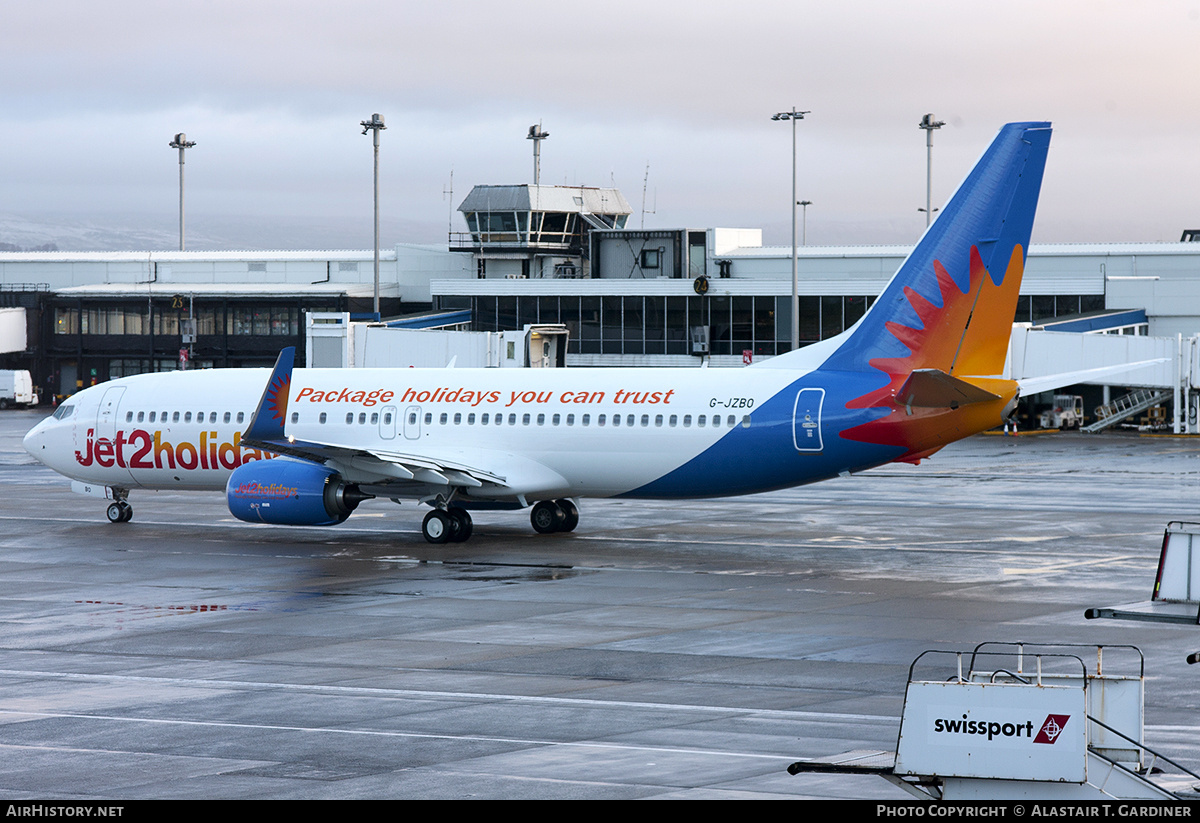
23;420;46;460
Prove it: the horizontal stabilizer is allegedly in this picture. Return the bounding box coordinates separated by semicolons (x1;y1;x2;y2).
896;369;1000;408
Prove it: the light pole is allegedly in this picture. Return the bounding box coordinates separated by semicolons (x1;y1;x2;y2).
361;113;386;317
798;200;812;246
527;122;549;185
772;108;809;351
918;113;945;228
168;133;195;251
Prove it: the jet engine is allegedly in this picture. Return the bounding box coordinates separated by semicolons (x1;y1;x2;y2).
226;460;372;526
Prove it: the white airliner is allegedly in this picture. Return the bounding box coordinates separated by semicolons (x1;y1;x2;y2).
25;122;1052;543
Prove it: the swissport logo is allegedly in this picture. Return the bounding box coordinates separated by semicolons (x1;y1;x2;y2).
932;712;1070;744
1034;714;1070;744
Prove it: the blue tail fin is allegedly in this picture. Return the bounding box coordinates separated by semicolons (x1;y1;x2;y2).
243;346;295;443
822;122;1051;376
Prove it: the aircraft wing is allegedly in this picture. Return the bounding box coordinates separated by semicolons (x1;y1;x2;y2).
246;434;567;500
239;348;568;501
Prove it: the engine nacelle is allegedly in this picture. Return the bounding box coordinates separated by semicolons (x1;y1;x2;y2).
226;460;371;526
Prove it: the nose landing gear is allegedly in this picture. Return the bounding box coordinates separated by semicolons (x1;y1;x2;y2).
106;499;132;523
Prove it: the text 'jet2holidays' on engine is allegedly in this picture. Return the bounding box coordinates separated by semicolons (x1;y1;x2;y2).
26;121;1054;544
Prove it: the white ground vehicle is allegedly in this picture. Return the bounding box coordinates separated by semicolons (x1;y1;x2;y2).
0;370;38;409
1039;393;1083;429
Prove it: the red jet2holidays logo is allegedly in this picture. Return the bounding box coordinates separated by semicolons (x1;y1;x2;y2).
932;713;1070;743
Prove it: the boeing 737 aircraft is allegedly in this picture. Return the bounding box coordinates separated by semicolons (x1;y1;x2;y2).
25;121;1052;543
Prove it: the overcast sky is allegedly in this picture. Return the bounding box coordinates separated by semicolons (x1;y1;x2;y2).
2;1;1198;250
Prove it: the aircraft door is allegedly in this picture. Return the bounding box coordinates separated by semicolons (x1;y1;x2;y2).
96;386;136;484
379;405;397;440
97;386;126;440
403;405;421;440
792;388;824;453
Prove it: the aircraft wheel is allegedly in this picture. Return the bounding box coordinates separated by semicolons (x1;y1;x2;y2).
556;499;579;532
531;500;564;534
422;509;452;544
448;507;472;542
106;501;131;524
120;502;133;522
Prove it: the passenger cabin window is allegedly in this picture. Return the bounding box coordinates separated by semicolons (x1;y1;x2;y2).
319;413;327;424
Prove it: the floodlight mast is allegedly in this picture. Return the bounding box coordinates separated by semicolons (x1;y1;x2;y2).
361;114;387;317
168;133;196;251
527;123;549;186
919;113;946;228
771;108;809;352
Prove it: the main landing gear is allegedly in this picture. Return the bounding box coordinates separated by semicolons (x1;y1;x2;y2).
106;499;133;523
420;499;580;543
531;499;579;535
421;506;473;544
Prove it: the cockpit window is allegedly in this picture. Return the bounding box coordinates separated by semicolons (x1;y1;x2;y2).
52;404;75;421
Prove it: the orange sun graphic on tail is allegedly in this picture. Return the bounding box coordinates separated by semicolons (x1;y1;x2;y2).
839;244;1024;462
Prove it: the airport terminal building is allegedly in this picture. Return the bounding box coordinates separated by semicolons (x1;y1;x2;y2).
0;182;1198;410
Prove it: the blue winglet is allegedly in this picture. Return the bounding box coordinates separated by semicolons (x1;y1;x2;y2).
243;347;295;442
